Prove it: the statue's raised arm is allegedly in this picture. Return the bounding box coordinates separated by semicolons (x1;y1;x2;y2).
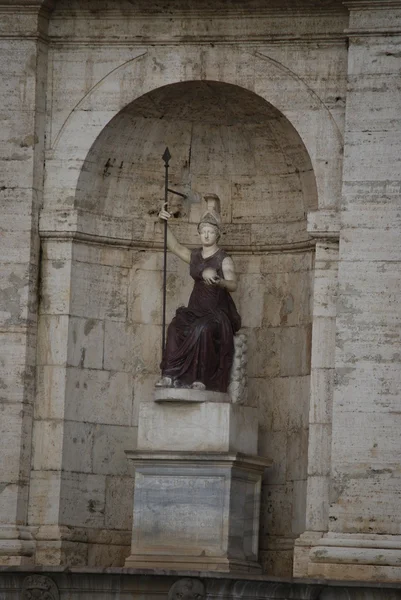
157;193;241;392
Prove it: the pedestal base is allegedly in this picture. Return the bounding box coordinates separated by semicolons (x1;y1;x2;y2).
294;531;401;582
125;451;271;574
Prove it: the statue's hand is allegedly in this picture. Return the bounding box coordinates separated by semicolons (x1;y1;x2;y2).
202;267;220;286
159;206;171;221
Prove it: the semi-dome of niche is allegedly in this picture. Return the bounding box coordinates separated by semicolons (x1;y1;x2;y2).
75;81;317;246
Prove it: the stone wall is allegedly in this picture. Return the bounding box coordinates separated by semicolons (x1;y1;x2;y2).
6;0;394;581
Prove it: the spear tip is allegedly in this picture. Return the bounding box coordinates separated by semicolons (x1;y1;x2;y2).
162;147;171;165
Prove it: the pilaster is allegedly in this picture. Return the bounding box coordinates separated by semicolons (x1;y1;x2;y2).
0;0;53;565
295;0;401;582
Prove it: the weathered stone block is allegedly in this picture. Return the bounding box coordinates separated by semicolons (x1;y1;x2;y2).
104;476;135;531
62;421;96;474
280;325;311;376
37;315;69;366
32;419;64;472
70;262;129;321
35;366;66;420
60;473;106;529
65;368;132;426
310;317;335;370
67;317;104;369
28;472;61;526
104;321;161;374
92;424;136;476
137;401;258;454
0;403;31;483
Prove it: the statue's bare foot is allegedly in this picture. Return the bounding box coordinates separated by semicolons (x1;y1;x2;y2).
155;376;174;388
191;381;206;390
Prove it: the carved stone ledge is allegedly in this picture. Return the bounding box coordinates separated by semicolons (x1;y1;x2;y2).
307;210;340;240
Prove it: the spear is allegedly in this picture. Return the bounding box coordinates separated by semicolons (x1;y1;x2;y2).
161;147;171;357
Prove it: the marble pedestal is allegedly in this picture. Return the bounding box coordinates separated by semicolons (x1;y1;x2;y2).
125;389;271;573
125;451;271;573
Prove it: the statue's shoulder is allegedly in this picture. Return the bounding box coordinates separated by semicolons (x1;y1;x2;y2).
190;247;202;263
219;248;232;262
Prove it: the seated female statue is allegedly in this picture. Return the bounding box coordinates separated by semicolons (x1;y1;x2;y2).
157;194;241;392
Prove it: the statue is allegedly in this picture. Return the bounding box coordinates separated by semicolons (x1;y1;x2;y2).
156;193;241;393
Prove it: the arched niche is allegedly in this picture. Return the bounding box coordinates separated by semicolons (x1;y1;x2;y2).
36;79;317;575
72;80;315;574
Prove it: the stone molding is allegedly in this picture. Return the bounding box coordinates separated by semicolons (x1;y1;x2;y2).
295;532;401;582
344;0;401;9
307;210;340;240
39;209;316;254
125;450;272;471
154;389;228;403
0;527;35;566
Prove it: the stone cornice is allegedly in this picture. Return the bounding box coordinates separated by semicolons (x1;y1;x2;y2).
39;229;316;255
0;0;55;39
344;0;401;9
48;34;348;47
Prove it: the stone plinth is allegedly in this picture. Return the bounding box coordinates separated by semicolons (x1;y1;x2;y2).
137;397;258;454
125;451;271;573
295;532;401;582
0;527;35;566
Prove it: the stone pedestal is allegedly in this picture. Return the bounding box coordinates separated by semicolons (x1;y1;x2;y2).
125;389;271;573
125;451;271;573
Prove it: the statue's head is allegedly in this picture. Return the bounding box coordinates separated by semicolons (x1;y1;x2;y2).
197;193;221;242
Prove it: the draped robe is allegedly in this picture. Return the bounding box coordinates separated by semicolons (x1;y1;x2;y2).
161;247;241;392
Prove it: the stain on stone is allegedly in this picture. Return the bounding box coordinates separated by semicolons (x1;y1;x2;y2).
20;133;38;148
79;347;86;368
4;152;30;162
280;293;294;325
0;272;25;325
51;260;65;269
84;319;97;336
